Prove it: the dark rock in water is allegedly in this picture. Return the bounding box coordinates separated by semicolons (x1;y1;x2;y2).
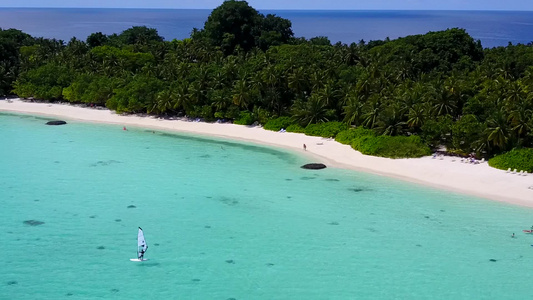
225;259;235;264
489;259;497;262
46;120;67;125
219;197;238;206
23;220;44;226
66;293;73;296
205;225;211;229
301;163;327;170
89;215;96;219
154;243;160;246
7;280;17;285
127;205;136;209
97;246;105;250
115;219;121;222
110;289;119;293
266;263;275;267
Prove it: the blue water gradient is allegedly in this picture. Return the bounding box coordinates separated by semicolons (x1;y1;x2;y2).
0;8;532;48
2;112;533;299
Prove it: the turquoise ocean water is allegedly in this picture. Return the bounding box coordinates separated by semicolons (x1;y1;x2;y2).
2;112;533;299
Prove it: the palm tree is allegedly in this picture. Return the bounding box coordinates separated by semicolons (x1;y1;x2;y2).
484;109;511;150
287;67;308;97
362;97;382;129
342;89;365;126
210;89;231;112
232;78;252;109
188;80;206;107
431;85;457;117
291;93;330;127
149;88;174;115
407;103;427;131
376;104;406;136
319;81;340;106
173;82;193;113
508;100;532;141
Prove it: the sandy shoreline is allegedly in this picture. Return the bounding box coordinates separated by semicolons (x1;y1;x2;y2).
2;98;533;207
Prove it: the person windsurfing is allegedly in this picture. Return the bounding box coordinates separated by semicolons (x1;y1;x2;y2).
139;245;147;260
137;227;148;260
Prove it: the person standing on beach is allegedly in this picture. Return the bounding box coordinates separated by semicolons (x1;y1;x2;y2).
303;144;307;151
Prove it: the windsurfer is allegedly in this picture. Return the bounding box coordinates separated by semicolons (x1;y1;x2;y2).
139;246;146;260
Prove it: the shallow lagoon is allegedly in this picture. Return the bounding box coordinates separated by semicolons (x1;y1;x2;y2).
2;113;533;299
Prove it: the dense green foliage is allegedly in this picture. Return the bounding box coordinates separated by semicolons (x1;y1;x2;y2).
0;28;34;95
336;127;376;145
192;0;293;54
488;149;533;172
353;135;431;158
336;128;430;158
263;116;293;131
1;0;532;161
304;121;348;138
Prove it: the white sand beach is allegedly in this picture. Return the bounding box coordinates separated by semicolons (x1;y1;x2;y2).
2;98;532;207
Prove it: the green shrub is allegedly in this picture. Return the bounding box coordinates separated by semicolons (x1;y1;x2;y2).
353;135;431;158
199;105;215;121
304;121;349;138
234;111;255;125
336;127;375;145
334;127;430;158
263;116;293;131
489;148;533;172
286;124;305;133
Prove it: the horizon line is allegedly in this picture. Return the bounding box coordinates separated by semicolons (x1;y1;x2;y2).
0;7;532;12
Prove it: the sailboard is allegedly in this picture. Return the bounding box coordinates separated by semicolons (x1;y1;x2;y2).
130;227;149;262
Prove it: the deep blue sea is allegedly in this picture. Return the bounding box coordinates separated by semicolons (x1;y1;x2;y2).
0;8;532;48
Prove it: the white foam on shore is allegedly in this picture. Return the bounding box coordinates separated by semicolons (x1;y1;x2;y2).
2;98;532;207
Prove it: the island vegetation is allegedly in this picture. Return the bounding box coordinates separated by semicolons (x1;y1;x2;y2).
0;0;532;170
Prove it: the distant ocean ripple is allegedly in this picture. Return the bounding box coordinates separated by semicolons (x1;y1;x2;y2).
0;8;532;48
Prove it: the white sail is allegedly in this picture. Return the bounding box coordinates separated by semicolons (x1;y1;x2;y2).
137;227;148;259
